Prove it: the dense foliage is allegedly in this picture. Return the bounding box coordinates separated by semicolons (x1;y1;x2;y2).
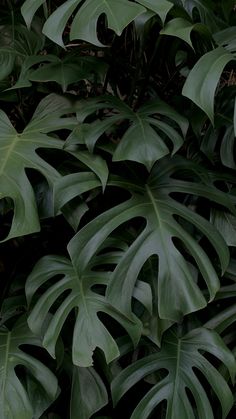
1;0;236;418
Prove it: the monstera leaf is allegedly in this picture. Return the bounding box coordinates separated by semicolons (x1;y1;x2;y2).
112;327;236;419
66;95;188;170
63;157;235;321
0;316;59;419
70;366;108;419
22;0;173;47
179;0;220;32
25;248;141;367
182;47;234;124
0;94;77;241
160;17;211;48
0;93;109;241
29;55;108;92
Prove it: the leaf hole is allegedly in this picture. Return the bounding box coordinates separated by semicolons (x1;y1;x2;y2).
192;366;222;417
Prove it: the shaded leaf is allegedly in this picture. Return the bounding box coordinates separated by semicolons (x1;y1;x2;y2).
214;27;236;53
0;94;75;241
67;96;188;171
112;327;236;419
29;56;108;92
70;366;108;419
136;0;173;24
21;0;47;28
211;208;236;247
160;18;210;48
54;172;102;214
68;157;232;321
26;253;141;367
0;316;59;419
182;47;234;124
43;0;145;47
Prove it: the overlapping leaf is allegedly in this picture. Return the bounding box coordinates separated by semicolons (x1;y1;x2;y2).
182;47;234;123
112;327;236;419
70;366;108;419
0;316;59;419
25;251;141;367
29;55;108;92
22;0;173;47
0;94;77;241
178;0;221;32
65;157;234;321
160;17;211;48
66;95;188;170
0;24;44;83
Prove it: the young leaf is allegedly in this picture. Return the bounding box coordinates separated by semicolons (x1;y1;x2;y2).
182;47;234;124
112;327;236;419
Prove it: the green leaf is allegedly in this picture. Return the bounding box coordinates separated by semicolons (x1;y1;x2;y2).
220;126;236;169
42;0;83;48
7;54;59;90
211;208;236;247
70;366;108;419
182;47;234;124
26;253;141;367
67;150;109;192
67;157;232;321
214;27;236;53
0;316;59;419
0;50;15;80
29;56;107;92
112;327;236;419
67;96;188;171
205;304;236;334
0;94;77;241
234;97;236;136
179;0;220;32
160;18;210;48
29;58;85;92
136;0;173;24
54;172;102;214
43;0;145;48
21;0;47;28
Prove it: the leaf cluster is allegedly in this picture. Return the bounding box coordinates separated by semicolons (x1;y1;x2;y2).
0;0;236;418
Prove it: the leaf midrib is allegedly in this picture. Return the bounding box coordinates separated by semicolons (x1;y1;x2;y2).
1;331;11;407
171;339;181;417
0;134;20;175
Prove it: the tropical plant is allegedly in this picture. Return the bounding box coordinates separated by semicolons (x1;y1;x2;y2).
0;0;236;418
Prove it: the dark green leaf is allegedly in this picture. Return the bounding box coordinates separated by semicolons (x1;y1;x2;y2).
182;47;234;123
0;316;59;419
112;327;236;419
